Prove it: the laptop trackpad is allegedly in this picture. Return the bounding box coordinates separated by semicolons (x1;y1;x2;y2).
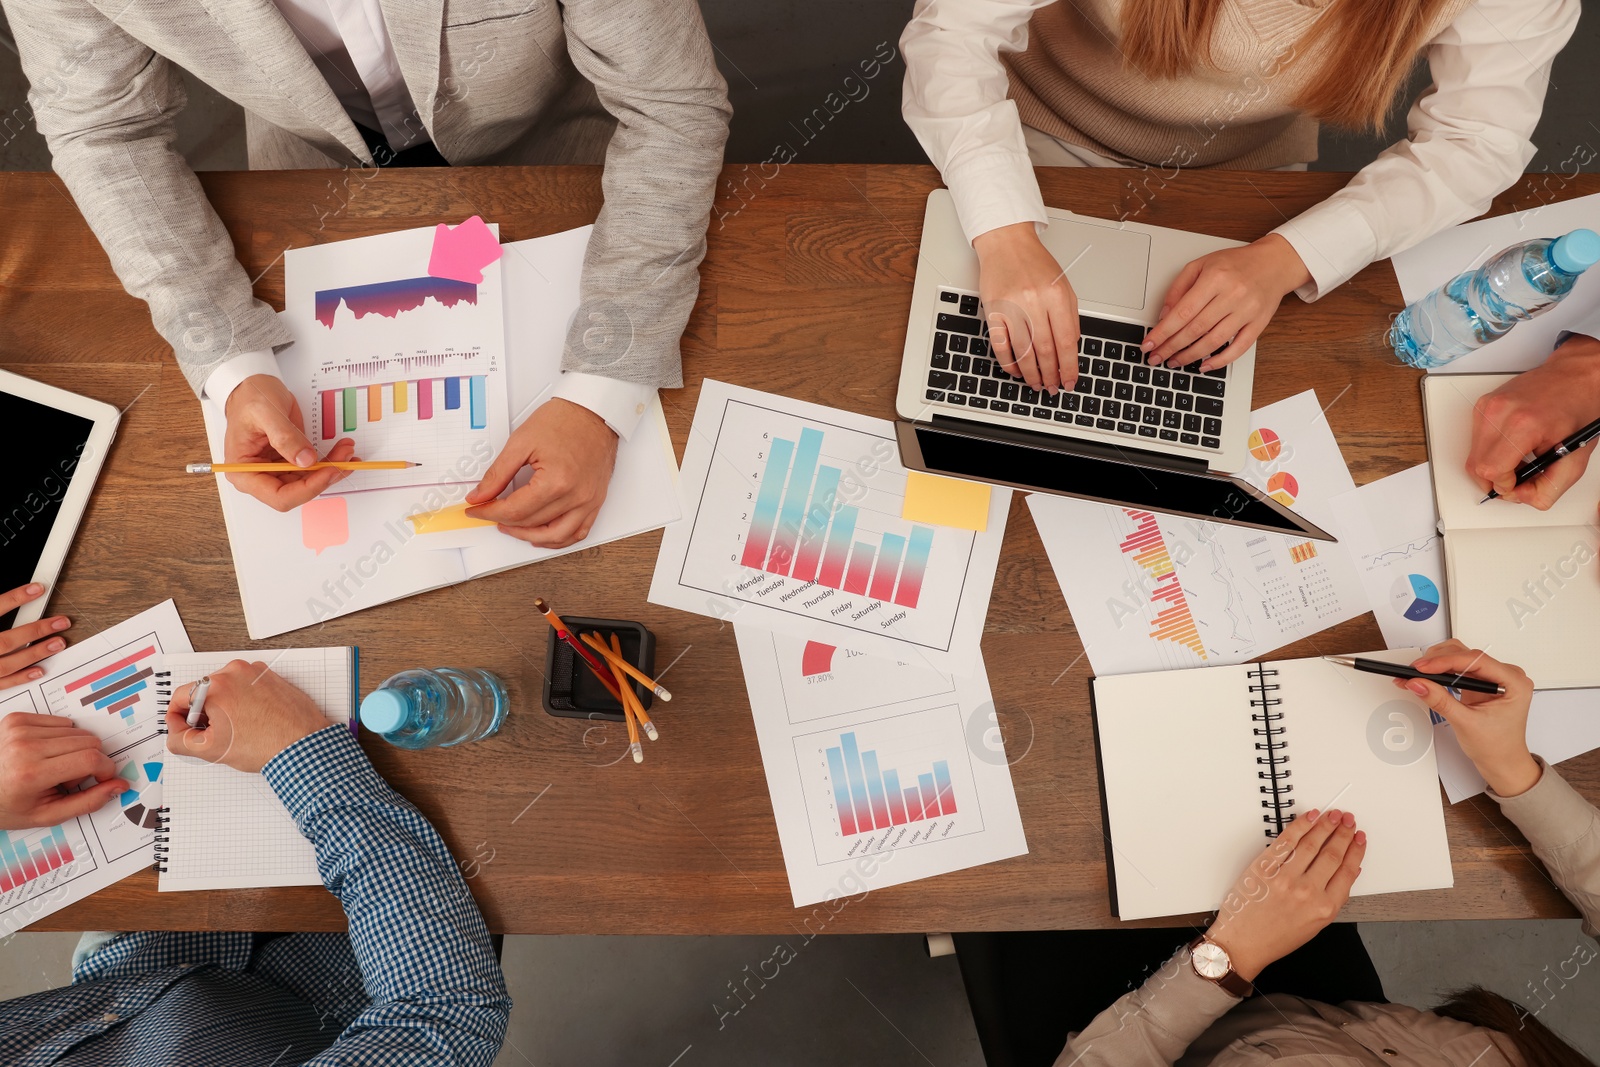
1044;218;1151;312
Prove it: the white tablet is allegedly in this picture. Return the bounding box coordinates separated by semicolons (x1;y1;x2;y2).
0;369;120;628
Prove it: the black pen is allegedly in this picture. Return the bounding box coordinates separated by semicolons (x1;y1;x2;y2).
1481;416;1600;503
1322;655;1505;696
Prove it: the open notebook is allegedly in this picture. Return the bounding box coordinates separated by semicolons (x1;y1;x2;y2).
1091;652;1453;921
154;648;358;891
1423;374;1600;689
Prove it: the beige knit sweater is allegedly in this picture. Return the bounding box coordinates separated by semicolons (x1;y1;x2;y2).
1006;0;1472;169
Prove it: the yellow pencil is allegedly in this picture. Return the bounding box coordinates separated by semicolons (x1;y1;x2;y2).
607;632;659;742
186;461;421;474
598;640;643;763
579;631;673;703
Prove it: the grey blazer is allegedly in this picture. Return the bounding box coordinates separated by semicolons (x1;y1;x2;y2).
5;0;731;394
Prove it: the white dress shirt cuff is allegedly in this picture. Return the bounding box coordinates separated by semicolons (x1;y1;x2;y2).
944;149;1049;246
1272;199;1379;303
550;372;655;440
203;350;283;408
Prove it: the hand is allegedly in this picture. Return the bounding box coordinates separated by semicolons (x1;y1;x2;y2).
0;584;71;688
972;222;1079;393
1142;234;1311;371
1205;807;1366;981
464;398;618;548
1468;334;1600;509
223;374;357;512
166;660;332;773
0;712;126;830
1397;640;1541;797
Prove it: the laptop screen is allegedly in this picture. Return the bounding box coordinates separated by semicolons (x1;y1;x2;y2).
908;423;1323;537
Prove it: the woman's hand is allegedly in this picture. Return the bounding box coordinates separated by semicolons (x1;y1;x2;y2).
0;712;125;830
1204;807;1366;981
1397;640;1540;797
972;222;1079;394
1142;234;1311;371
1467;333;1600;509
1;583;72;689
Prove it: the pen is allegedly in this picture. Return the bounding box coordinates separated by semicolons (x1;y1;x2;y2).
187;676;212;728
532;598;624;702
1322;655;1505;696
187;460;421;473
1480;416;1600;502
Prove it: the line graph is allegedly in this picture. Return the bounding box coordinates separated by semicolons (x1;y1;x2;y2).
314;277;478;328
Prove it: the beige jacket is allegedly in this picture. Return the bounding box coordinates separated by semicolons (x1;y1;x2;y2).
1054;759;1600;1066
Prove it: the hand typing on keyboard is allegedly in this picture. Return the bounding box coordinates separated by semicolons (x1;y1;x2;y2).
971;222;1080;394
1140;234;1311;372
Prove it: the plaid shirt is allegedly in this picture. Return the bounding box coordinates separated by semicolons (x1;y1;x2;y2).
0;726;510;1066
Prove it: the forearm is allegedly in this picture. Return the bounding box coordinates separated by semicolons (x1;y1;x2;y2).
1491;759;1600;940
1052;950;1237;1067
264;726;510;1066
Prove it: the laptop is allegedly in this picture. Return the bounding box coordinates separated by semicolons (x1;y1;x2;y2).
894;190;1334;541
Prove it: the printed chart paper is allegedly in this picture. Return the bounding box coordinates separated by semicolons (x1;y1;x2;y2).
1029;391;1368;675
1327;464;1449;650
284;226;511;493
651;380;1009;674
734;626;1026;906
0;601;192;933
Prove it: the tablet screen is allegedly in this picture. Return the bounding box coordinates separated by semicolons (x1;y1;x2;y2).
1;391;95;628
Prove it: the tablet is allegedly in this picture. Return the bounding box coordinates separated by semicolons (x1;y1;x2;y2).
0;370;120;629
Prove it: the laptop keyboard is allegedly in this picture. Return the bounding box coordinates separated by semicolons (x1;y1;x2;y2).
922;287;1228;451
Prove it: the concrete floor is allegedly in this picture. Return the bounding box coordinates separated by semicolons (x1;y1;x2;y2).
2;1;1598;1063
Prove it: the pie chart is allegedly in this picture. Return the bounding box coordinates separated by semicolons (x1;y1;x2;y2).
1266;471;1298;506
1390;573;1441;622
117;759;163;830
1248;428;1282;462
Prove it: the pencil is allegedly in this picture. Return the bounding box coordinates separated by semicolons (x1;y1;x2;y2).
579;631;673;702
186;460;421;473
606;631;658;742
598;636;644;763
532;598;624;700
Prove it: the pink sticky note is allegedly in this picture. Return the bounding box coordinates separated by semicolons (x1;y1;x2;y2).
301;496;350;555
428;215;502;284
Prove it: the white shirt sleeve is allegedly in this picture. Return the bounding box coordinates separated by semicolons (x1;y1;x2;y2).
202;349;283;408
1273;0;1581;301
549;372;656;441
900;0;1055;244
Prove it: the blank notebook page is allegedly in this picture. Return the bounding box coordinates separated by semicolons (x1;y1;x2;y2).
157;649;356;892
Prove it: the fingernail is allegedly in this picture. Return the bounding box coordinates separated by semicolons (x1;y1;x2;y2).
47;639;65;652
1305;808;1321;822
294;448;316;468
29;669;43;680
1325;809;1340;821
1355;832;1366;845
1140;340;1153;351
24;583;43;595
51;618;70;631
1406;680;1428;695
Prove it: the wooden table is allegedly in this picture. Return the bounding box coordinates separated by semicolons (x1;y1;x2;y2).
3;165;1595;934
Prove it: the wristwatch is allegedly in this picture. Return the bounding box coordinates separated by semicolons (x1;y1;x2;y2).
1187;935;1255;998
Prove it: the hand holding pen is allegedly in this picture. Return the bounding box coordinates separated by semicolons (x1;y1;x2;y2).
1468;340;1600;509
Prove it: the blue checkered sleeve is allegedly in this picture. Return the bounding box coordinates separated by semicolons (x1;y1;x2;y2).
262;725;511;1066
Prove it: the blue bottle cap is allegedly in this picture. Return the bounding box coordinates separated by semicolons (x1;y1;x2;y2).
1552;229;1600;274
359;688;411;735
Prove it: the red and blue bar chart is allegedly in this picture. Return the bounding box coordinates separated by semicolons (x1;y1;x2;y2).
740;426;935;609
63;645;156;726
0;825;74;892
824;731;956;837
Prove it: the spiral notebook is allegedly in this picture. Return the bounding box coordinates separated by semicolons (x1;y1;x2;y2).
1090;651;1453;921
154;648;359;892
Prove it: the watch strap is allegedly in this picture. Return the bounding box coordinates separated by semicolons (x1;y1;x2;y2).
1187;936;1255;998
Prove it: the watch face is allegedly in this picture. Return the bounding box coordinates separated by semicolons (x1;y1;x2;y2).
1192;941;1230;979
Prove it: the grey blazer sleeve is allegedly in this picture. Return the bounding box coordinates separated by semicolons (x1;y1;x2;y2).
6;0;291;397
557;0;731;389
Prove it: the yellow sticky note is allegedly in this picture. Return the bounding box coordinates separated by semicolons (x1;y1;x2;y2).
902;471;991;532
406;502;497;535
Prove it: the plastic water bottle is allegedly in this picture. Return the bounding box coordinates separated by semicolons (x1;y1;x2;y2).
1389;228;1600;368
359;667;508;749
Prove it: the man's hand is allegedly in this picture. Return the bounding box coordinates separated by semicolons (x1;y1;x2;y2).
464;398;618;549
166;660;332;773
0;712;126;830
1468;334;1600;509
1205;807;1366;981
972;222;1079;394
1397;640;1541;797
1143;234;1311;371
223;374;356;512
0;584;71;688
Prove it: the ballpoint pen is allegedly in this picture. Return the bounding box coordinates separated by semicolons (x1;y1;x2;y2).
187;676;212;728
1480;416;1600;502
1323;655;1504;696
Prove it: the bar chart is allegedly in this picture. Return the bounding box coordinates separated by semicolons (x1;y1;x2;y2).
317;376;488;440
0;825;76;893
1119;510;1207;663
794;704;984;864
47;634;163;745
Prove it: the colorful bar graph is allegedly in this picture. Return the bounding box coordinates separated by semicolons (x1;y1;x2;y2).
418;378;434;419
894;526;934;608
0;825;73;892
816;505;858;588
342;387;357;433
823;731;960;837
444;376;462;410
1119;509;1207;661
767;428;823;575
64;646;155;693
469;375;487;430
867;532;906;601
793;465;841;581
741;436;795;568
842;542;875;595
